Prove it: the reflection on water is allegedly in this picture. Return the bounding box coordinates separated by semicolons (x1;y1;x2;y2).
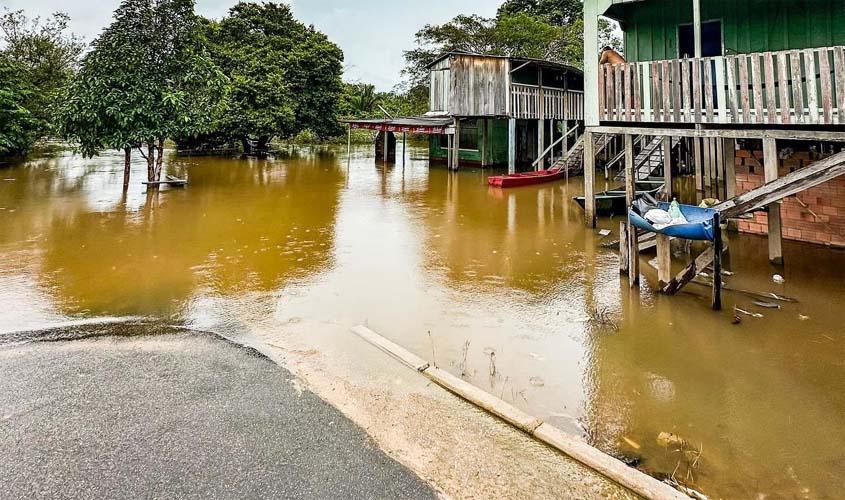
1;146;844;499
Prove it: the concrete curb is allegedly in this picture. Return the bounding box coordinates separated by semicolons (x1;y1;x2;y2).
351;325;690;500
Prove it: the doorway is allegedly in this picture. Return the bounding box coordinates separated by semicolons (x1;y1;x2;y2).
678;20;723;58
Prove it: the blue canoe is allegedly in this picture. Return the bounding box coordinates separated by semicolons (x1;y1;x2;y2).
629;202;718;242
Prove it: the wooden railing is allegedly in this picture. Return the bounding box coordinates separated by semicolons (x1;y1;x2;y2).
599;46;845;125
511;84;584;121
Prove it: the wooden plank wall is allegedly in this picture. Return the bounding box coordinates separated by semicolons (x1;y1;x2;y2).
429;58;450;113
599;46;845;125
448;55;509;116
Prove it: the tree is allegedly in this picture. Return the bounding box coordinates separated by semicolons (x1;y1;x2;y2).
497;0;583;26
0;9;84;147
0;56;40;158
197;2;344;153
60;0;227;187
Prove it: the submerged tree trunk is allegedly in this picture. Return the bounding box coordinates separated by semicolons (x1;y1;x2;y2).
154;137;165;181
123;147;132;192
241;137;252;155
146;142;156;182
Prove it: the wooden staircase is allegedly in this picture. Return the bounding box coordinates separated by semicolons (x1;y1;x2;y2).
551;133;612;175
614;136;680;181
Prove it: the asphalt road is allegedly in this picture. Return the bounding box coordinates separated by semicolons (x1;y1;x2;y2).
0;324;438;500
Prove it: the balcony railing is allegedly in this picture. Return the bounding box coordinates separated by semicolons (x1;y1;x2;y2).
511;84;584;121
599;46;845;126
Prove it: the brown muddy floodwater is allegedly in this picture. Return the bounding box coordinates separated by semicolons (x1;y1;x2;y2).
1;145;844;499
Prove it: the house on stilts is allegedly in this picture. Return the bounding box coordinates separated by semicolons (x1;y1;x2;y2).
580;0;845;302
344;52;587;173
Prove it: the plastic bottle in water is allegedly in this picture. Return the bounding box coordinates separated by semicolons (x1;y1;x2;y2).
668;198;682;219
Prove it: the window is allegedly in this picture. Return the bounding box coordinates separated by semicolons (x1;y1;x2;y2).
459;120;479;151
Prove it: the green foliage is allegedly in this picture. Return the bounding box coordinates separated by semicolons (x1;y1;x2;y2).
59;0;227;179
0;8;83;155
0;56;40;157
196;2;344;149
497;0;583;26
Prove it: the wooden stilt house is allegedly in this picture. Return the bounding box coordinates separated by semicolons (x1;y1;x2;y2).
582;0;845;266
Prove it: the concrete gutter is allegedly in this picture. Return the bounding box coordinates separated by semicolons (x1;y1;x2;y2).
351;325;690;500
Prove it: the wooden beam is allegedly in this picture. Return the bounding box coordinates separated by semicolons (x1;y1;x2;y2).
763;136;782;264
584;129;596;227
447;134;453;170
508;118;517;174
694;137;703;191
583;0;600;127
624;134;635;205
716;149;845;218
724;138;737;199
662;136;673;200
656;233;672;287
662;246;715;295
693;0;702;58
590;125;845;142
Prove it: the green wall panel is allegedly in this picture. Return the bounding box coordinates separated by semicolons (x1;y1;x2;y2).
618;0;845;62
429;119;510;165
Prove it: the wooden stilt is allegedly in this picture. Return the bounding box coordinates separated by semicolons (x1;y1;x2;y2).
549;120;555;165
712;213;723;310
447;134;453;170
402;132;407;167
656;234;671;287
724;138;737;199
694;137;703;192
346;125;352;168
703;138;712;196
662;136;673;201
537;119;545;171
561;120;569;156
584;129;596;227
763;137;783;264
619;221;630;274
508;118;517;174
452;119;461;171
383;130;389;164
481;119;489;167
624;134;639;287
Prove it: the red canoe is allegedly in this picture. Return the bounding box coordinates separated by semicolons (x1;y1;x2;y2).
488;168;567;188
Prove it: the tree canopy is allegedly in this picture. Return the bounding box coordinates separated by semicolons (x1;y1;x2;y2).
192;2;344;152
59;0;227;182
0;9;83;157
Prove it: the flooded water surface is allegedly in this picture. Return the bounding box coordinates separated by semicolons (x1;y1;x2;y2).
2;146;844;499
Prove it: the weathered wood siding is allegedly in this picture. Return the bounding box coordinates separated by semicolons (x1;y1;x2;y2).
429;58;450;113
614;0;845;62
448;55;509;117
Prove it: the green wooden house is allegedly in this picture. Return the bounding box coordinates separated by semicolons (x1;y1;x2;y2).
580;0;845;263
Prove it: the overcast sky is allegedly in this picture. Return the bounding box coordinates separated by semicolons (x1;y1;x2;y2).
2;0;501;90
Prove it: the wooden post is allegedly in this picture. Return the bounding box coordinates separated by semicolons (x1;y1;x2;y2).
347;124;352;156
619;221;630;274
537;67;545;171
693;0;702;58
712;213;723;311
383;130;389;164
561;120;569;156
549;120;555;165
724;138;737;199
508;118;517;174
763;136;783;264
656;234;671;287
694;137;703;192
402;132;407;167
584;129;596;227
703;138;712;195
624;134;639;287
481;119;489;167
453;119;461;171
447;134;453;170
662;136;673;200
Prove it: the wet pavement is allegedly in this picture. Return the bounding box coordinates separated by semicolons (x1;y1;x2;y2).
0;323;438;500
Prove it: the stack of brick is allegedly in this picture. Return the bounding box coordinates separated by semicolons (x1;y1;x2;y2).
734;149;845;249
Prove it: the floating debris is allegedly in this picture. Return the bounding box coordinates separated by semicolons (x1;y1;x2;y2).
657;431;688;449
753;301;782;309
735;306;764;318
773;274;786;284
598;229;612;237
621;436;642;450
799;314;811;321
529;376;545;387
